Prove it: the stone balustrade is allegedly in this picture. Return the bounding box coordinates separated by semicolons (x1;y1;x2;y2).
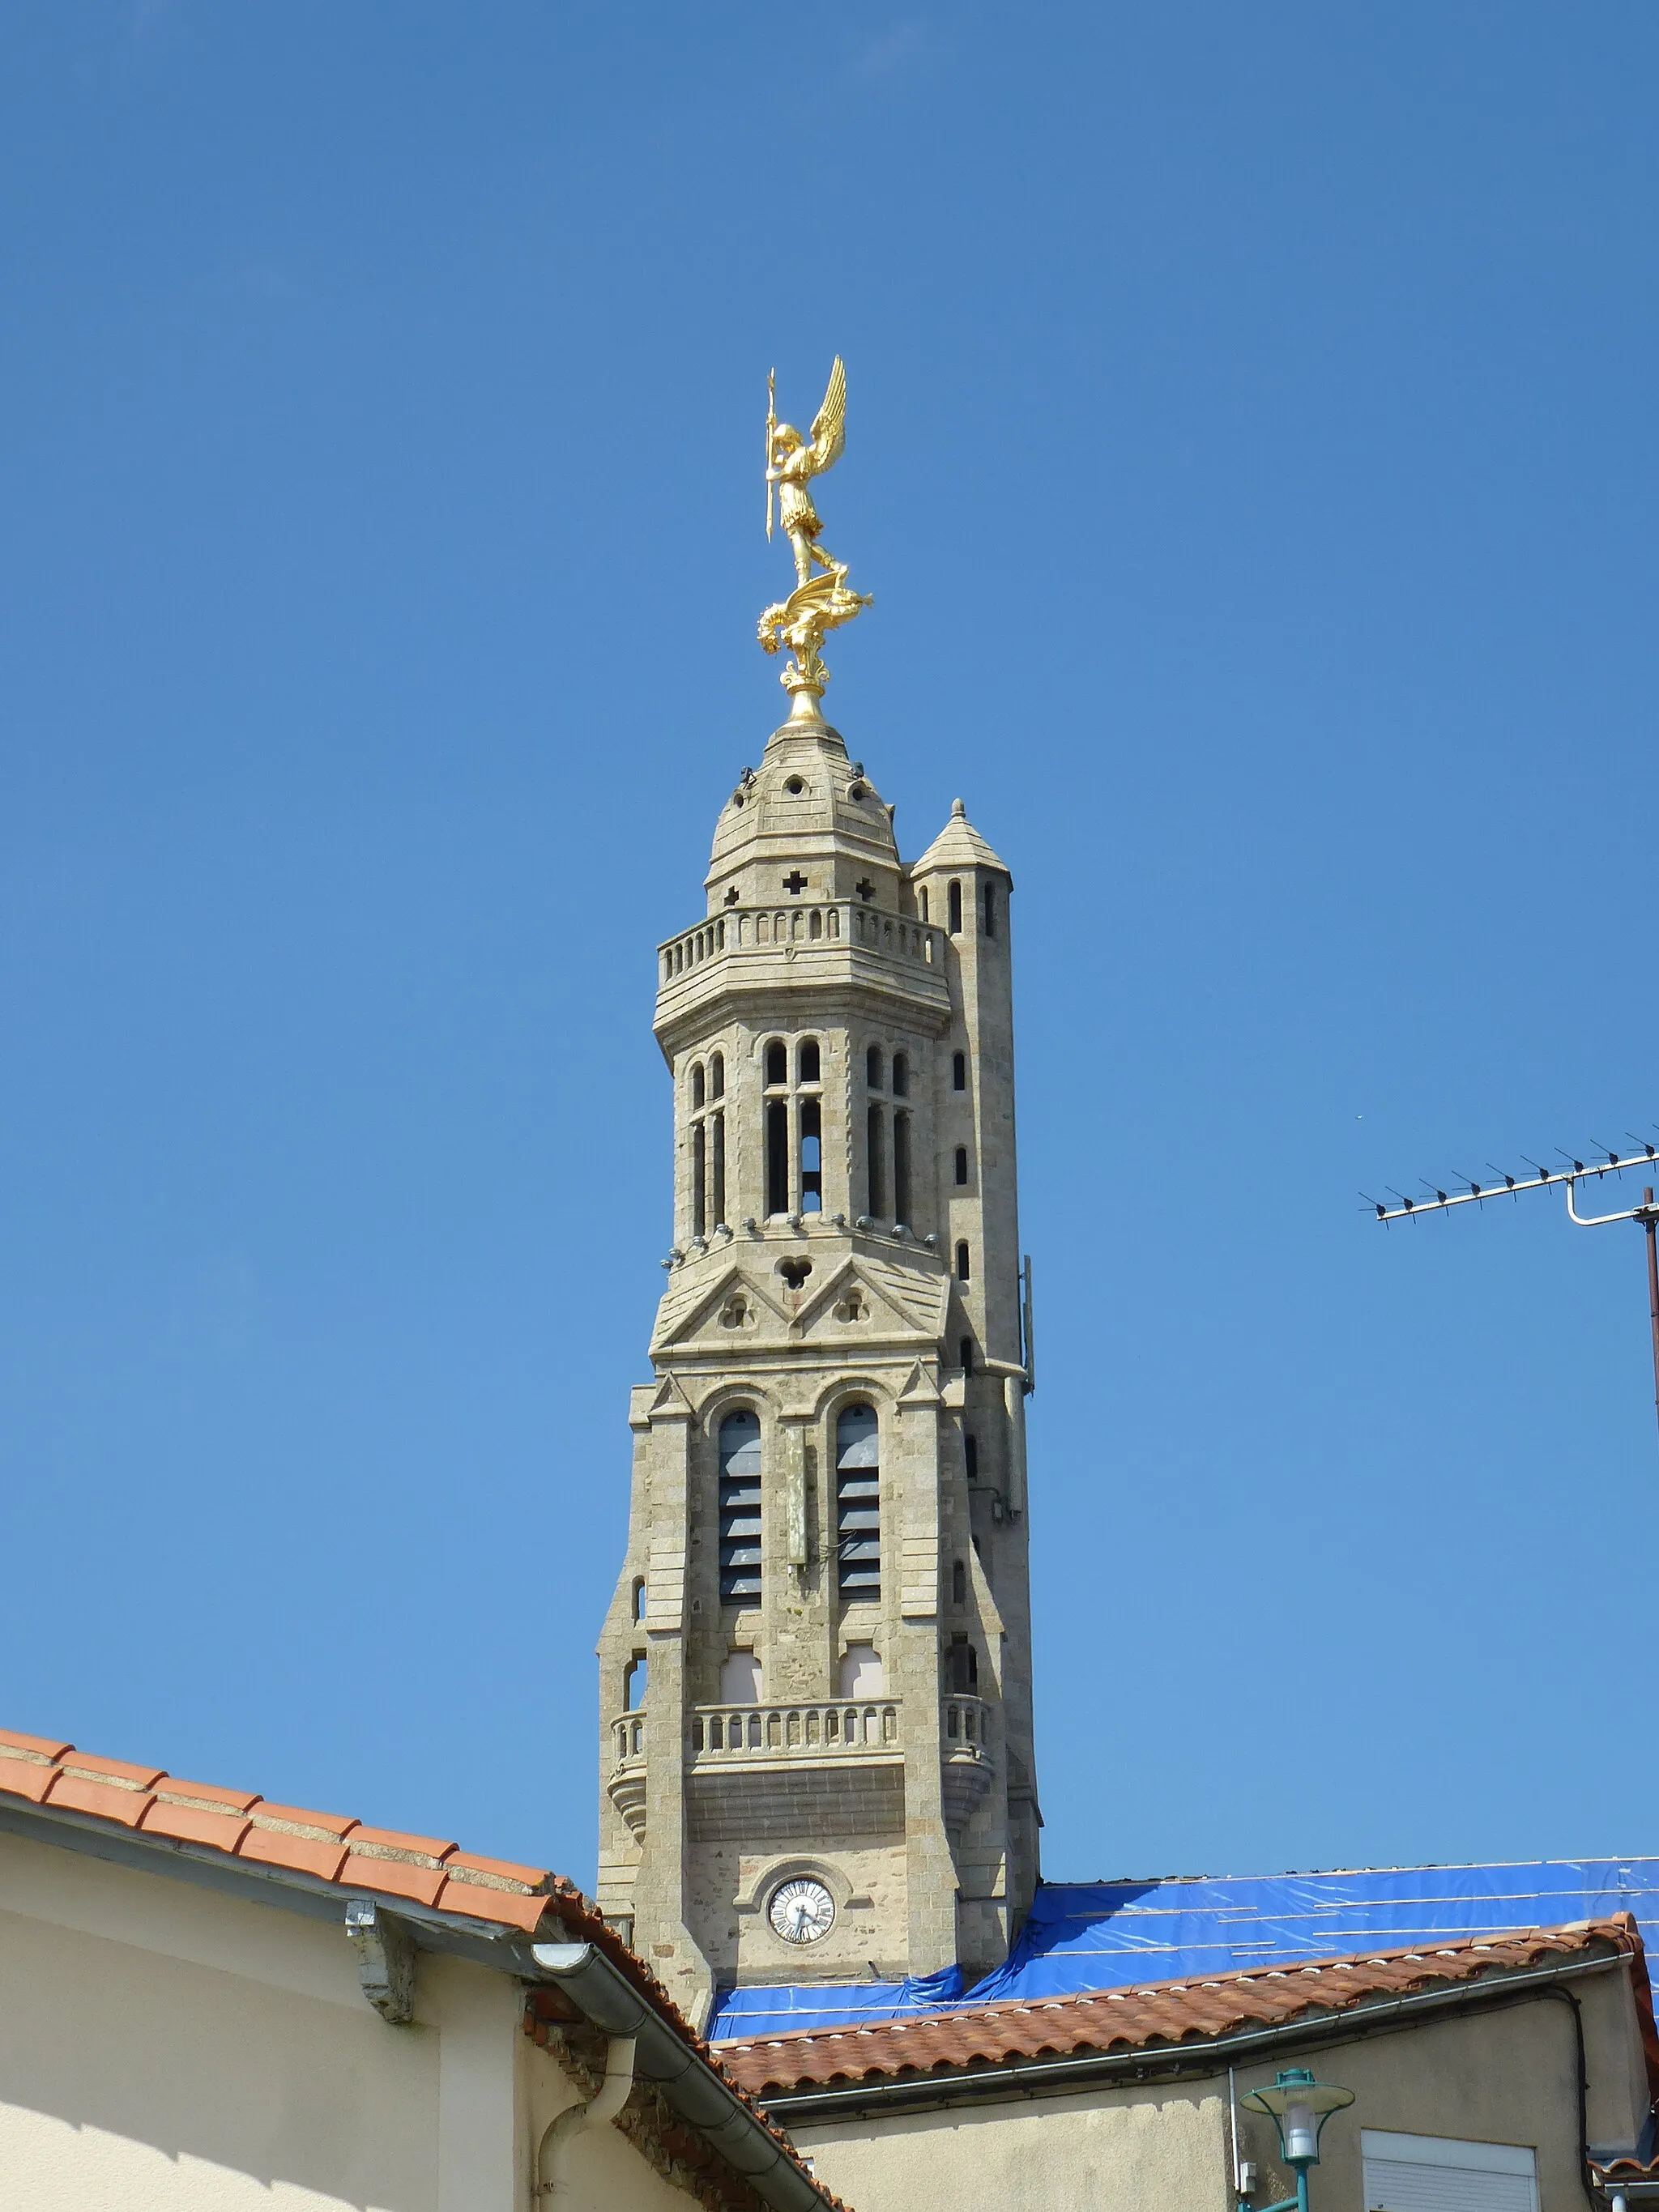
612;1711;647;1767
685;1698;901;1762
658;901;940;990
943;1694;992;1754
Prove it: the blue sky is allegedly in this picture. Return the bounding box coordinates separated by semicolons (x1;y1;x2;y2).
2;2;1657;1889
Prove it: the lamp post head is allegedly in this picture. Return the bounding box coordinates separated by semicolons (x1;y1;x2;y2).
1240;2067;1355;2168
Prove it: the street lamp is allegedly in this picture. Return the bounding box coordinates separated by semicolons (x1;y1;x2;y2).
1239;2067;1355;2212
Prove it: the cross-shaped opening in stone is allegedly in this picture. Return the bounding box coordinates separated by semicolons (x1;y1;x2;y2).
855;878;875;901
723;886;740;906
783;871;809;895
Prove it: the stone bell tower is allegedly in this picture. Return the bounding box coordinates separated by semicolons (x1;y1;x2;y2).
594;687;1040;2029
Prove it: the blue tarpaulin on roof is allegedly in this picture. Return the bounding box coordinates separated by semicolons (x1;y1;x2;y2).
706;1857;1659;2044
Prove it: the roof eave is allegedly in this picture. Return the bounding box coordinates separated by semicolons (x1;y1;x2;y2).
753;1947;1630;2124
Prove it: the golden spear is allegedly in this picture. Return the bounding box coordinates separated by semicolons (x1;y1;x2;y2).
765;367;776;540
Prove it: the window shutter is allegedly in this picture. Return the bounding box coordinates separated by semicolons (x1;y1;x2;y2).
1362;2132;1537;2212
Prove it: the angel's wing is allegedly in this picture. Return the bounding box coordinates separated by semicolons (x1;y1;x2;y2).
806;356;847;477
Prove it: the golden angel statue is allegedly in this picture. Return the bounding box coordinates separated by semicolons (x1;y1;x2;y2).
758;356;871;704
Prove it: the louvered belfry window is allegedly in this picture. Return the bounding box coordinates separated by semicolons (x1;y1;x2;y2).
835;1404;881;1602
718;1412;763;1605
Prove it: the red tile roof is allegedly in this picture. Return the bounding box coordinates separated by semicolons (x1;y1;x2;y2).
0;1721;838;2211
720;1919;1655;2101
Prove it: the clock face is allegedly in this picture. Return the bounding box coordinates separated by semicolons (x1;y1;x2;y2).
769;1877;836;1946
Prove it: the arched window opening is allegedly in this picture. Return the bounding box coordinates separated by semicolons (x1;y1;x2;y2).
800;1097;822;1213
721;1649;761;1704
948;880;963;935
691;1062;705;1108
956;1240;970;1282
625;1656;648;1710
892;1051;909;1098
835;1404;881;1603
631;1577;646;1622
959;1335;974;1374
711;1111;727;1228
765;1039;787;1086
964;1434;979;1481
983;882;998;938
919;888;930;923
839;1642;884;1695
766;1100;790;1216
710;1052;725;1098
954;1146;969;1187
952;1558;967;1606
867;1105;887;1217
949;1638;978;1694
718;1413;763;1605
799;1038;821;1085
952;1051;967;1092
866;1044;883;1089
692;1122;707;1238
893;1112;913;1226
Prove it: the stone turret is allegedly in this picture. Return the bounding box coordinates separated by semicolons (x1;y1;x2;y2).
595;700;1038;2031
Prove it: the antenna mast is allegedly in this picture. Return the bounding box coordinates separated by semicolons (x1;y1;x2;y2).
1365;1135;1659;1442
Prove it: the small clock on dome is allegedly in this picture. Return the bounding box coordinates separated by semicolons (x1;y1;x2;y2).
769;1877;835;1946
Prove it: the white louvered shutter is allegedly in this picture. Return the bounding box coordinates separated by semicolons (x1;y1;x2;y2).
1362;2130;1537;2212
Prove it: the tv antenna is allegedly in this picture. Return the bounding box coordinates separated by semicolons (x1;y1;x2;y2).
1363;1134;1659;1441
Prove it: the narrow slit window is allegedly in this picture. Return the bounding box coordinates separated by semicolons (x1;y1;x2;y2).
625;1655;648;1709
835;1404;881;1603
919;888;929;923
956;1239;970;1282
867;1105;887;1217
765;1039;787;1085
949;1638;978;1693
983;882;997;937
866;1044;883;1089
893;1111;912;1225
710;1052;725;1098
711;1110;726;1228
960;1335;973;1373
948;880;962;935
892;1051;908;1097
766;1099;790;1215
632;1577;646;1622
799;1038;821;1085
691;1062;705;1108
718;1412;763;1605
953;1051;966;1092
954;1145;969;1187
800;1097;822;1213
692;1122;707;1238
952;1558;967;1605
965;1434;979;1481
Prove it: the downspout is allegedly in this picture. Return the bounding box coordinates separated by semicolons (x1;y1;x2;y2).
535;2034;638;2202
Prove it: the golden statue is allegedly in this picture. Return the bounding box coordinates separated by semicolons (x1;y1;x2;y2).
758;357;871;707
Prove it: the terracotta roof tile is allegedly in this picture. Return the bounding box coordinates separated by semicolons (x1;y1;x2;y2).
238;1826;351;1883
140;1801;254;1852
339;1852;449;1907
46;1774;156;1828
248;1805;360;1839
437;1879;557;1933
154;1779;262;1813
58;1753;165;1788
347;1826;456;1861
720;1920;1648;2099
0;1728;72;1759
445;1850;548;1890
0;1757;58;1805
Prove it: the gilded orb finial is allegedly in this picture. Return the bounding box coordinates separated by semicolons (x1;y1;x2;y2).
757;357;871;718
